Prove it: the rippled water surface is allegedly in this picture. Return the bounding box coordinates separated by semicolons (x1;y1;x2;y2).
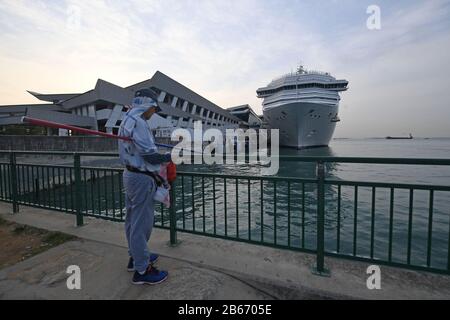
174;138;450;269
3;138;449;269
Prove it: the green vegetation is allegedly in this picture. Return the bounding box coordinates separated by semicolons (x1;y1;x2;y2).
0;125;48;135
11;223;76;243
27;230;77;257
42;231;76;246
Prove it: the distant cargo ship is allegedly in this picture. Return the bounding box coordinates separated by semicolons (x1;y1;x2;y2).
386;133;413;140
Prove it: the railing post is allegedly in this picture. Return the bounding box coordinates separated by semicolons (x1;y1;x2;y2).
10;152;19;213
74;153;84;226
312;161;330;276
169;180;178;246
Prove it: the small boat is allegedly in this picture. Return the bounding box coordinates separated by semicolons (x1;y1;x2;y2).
386;133;413;140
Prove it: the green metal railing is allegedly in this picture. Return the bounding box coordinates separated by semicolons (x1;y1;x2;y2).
1;151;449;276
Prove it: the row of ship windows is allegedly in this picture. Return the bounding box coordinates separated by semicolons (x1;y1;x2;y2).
269;111;338;122
258;83;347;95
264;96;338;106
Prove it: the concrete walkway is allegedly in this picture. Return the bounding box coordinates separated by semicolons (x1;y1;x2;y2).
0;202;449;300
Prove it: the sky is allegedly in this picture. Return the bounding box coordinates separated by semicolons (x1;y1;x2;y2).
0;0;449;137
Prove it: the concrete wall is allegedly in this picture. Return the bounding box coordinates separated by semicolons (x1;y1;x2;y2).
0;135;119;152
0;135;175;152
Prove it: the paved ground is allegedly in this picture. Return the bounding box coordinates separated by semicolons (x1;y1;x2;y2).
1;202;449;300
0;240;282;300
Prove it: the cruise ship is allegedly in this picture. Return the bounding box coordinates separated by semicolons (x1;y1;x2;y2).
257;66;348;149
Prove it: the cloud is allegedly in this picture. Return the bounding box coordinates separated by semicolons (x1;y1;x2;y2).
328;0;450;137
0;0;449;136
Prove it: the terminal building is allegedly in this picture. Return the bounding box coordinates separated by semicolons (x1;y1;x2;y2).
0;71;243;137
227;104;262;129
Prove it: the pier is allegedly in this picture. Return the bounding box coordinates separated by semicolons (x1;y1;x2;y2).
1;150;450;299
1;151;450;274
1;202;450;299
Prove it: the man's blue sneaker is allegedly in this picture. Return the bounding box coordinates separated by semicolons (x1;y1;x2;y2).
127;255;159;272
132;266;168;285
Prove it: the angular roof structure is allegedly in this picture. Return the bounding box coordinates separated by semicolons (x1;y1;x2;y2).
60;79;134;109
128;71;241;122
0;70;242;128
27;91;81;104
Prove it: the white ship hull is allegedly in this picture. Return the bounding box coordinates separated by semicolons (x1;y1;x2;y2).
257;66;348;149
264;102;338;149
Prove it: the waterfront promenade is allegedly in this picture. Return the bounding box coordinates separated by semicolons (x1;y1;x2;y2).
0;202;449;300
